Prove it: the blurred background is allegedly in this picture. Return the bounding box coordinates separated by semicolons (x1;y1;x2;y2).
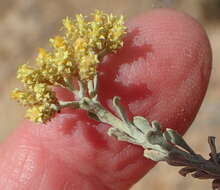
0;0;220;189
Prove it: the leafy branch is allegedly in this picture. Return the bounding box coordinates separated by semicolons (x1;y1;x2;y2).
11;10;219;190
61;76;220;189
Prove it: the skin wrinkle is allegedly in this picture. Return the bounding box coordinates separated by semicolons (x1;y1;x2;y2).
0;144;42;190
116;159;150;183
50;154;72;190
0;152;21;189
21;145;47;189
107;160;154;190
0;146;12;188
0;177;18;190
111;144;143;171
34;141;49;190
19;151;36;187
39;153;55;190
1;144;28;189
38;165;46;190
108;155;151;190
36;149;78;190
53;153;112;190
61;181;81;190
16;147;32;188
77;154;112;190
82;172;112;190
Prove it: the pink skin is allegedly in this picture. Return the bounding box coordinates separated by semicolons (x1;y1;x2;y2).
0;9;211;190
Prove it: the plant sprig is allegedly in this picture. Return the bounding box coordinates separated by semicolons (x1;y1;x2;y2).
11;10;126;123
12;10;219;190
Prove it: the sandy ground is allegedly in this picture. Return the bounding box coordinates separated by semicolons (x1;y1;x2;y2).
0;0;220;189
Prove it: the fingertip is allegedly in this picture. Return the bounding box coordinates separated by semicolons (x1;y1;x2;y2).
103;8;212;134
0;8;212;190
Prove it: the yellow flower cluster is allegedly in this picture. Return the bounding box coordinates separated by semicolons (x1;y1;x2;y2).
12;83;58;123
12;10;127;123
62;10;126;80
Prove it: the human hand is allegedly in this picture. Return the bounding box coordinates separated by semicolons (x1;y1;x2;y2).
0;8;211;190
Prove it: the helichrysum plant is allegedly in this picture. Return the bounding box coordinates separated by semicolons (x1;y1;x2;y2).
11;10;220;190
11;10;126;123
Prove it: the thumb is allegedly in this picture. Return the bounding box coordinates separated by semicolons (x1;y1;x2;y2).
0;8;211;190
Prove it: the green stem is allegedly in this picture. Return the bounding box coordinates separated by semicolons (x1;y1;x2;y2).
78;80;86;99
81;97;131;134
59;101;80;109
64;77;79;97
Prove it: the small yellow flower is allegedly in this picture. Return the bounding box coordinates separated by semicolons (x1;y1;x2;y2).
11;88;36;106
17;64;43;86
39;48;48;57
63;17;74;32
75;14;88;37
74;38;88;60
50;36;66;49
33;83;57;104
93;10;106;24
36;48;52;67
79;52;99;80
12;10;127;123
26;104;56;123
